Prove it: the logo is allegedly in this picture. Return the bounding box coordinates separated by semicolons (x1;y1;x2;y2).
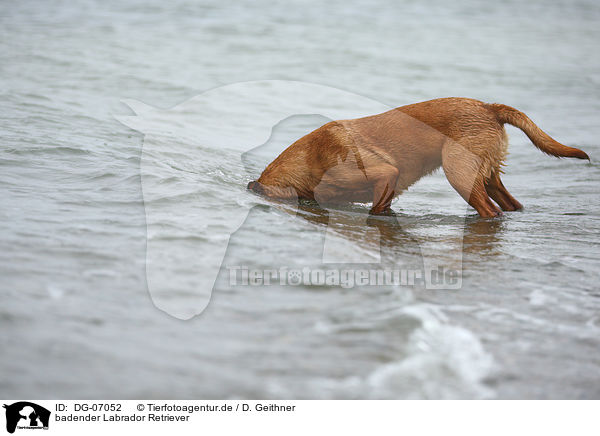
3;402;50;433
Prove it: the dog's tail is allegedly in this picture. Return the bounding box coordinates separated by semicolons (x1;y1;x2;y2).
486;103;589;160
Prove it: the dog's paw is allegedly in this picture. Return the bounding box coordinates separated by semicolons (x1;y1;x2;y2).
369;207;396;217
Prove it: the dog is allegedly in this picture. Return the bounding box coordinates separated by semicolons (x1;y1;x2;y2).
247;98;589;217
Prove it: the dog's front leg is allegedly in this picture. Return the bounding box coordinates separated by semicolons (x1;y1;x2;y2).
369;164;400;215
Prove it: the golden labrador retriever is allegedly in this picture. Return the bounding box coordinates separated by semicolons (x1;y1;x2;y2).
248;98;588;217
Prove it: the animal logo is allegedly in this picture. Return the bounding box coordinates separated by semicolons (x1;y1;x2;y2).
3;402;50;434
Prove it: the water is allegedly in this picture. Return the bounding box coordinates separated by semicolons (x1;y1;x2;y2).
1;0;600;399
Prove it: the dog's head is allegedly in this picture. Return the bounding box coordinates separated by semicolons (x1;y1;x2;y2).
247;180;264;194
247;179;298;200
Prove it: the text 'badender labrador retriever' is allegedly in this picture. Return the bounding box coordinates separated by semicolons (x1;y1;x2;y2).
248;98;589;218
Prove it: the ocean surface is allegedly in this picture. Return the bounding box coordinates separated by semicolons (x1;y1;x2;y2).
1;0;600;399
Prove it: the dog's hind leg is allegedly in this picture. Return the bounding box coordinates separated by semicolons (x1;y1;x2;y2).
485;171;523;211
442;142;502;218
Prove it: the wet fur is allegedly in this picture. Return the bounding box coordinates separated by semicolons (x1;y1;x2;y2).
248;98;589;218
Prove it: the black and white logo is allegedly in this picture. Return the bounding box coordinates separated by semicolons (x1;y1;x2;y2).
3;402;50;434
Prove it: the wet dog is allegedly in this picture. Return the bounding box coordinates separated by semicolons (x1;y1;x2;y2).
248;98;589;217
